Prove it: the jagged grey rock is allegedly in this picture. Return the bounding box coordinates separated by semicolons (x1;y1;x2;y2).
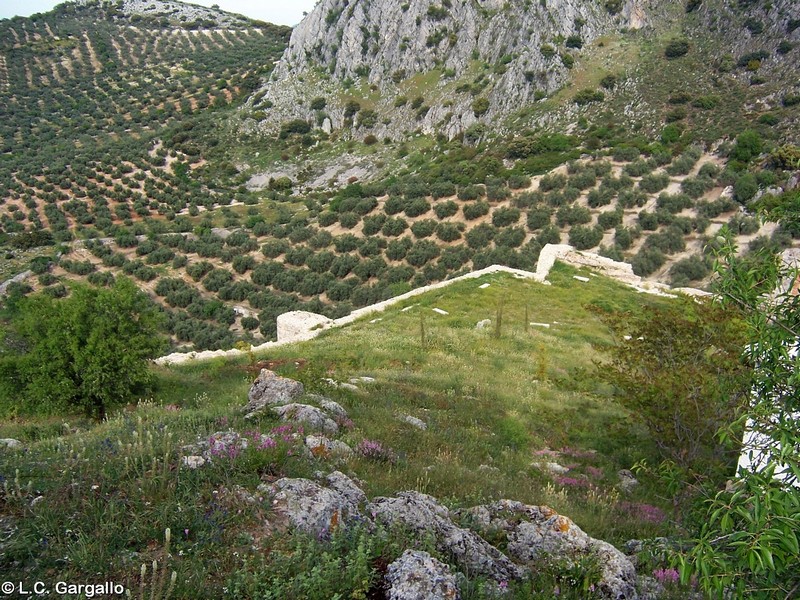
617;469;639;494
369;491;523;582
475;319;492;330
250;0;649;141
264;473;365;535
399;415;428;430
0;439;22;450
315;396;349;420
462;500;638;599
386;550;461;600
325;471;368;507
272;404;339;434
305;435;353;458
243;369;305;418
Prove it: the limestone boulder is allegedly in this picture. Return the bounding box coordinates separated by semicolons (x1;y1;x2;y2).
272;404;339;434
243;369;304;418
262;473;366;536
369;491;522;582
386;550;460;600
462;500;638;599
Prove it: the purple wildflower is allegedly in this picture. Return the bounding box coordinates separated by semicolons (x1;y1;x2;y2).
554;476;590;488
653;568;680;584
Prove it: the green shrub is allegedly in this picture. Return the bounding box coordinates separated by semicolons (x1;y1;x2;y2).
527;207;552;231
733;173;758;202
569;225;604;250
411;219;437;238
462;201;490;220
491;207;521;227
434;200;459;219
0;278;164;419
565;35;583;49
731;130;763;162
435;222;462;242
639;173;670;194
664;39;689;58
598;210;622;230
472;97;490;117
631;246;666;276
574;89;604;105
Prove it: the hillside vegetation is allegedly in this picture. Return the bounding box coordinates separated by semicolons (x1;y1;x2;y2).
0;265;720;598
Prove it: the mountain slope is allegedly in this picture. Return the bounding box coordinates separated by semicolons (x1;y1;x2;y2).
248;0;799;143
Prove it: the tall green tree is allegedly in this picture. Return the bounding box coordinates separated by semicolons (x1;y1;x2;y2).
676;229;800;597
0;277;166;419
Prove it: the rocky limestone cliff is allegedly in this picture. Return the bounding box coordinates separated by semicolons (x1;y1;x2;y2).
249;0;652;139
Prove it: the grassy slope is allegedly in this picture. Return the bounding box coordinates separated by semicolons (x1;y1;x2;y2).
0;263;697;596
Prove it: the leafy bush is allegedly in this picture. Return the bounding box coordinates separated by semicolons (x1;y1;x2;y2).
598;210;622;230
491;207;521;227
0;278;164;419
574;89;605;105
382;217;409;237
664;39;689;58
404;197;431;218
593;297;748;465
556;205;591;227
669;255;710;286
631;246;666;276
462;202;490;220
731;130;763;163
406;240;440;266
465;223;496;249
472;97;490;117
527;207;552;231
434;200;459;219
411;219;437;239
734;173;758;202
639;173;670;194
435;222;462;242
569;225;604;250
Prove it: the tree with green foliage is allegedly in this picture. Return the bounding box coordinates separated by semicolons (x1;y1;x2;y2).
0;278;165;419
673;227;800;597
593;296;749;468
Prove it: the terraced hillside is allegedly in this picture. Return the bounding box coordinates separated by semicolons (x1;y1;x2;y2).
1;1;798;355
0;1;289;242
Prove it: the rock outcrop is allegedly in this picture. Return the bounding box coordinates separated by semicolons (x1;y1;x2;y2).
386;550;461;600
243;369;305;418
463;500;638;599
263;472;367;536
369;491;523;582
249;0;651;139
272;403;339;434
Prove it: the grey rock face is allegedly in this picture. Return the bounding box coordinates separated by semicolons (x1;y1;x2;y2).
272;404;339;434
305;435;353;458
386;550;461;600
399;414;427;430
617;469;639;494
325;470;368;507
463;500;638;599
264;473;365;536
243;369;305;418
369;491;523;582
0;438;23;450
251;0;648;139
314;396;349;420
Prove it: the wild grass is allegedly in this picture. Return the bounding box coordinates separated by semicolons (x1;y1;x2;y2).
0;264;691;596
